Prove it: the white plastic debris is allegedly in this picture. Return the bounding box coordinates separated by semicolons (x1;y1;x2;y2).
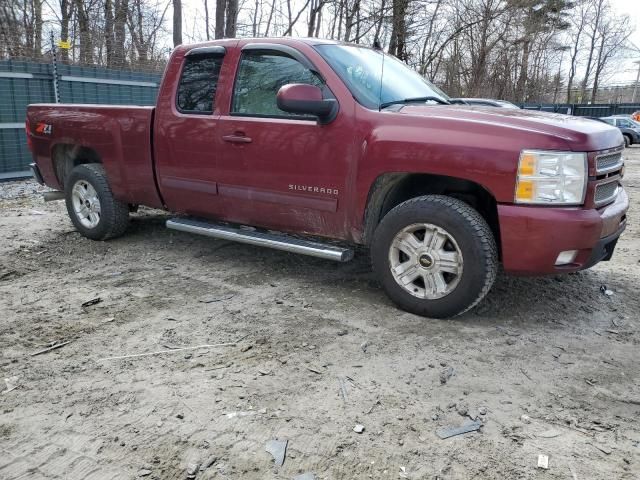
537;454;549;469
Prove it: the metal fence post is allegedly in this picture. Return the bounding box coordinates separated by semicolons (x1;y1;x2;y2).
50;31;60;103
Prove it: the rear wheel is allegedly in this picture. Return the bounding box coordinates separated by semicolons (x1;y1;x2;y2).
65;164;129;240
371;195;497;318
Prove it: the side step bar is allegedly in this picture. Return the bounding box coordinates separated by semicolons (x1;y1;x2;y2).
166;218;354;262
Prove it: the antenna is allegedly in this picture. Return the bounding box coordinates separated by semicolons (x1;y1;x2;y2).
377;45;385;112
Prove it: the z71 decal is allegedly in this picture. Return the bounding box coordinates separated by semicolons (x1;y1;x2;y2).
35;123;52;135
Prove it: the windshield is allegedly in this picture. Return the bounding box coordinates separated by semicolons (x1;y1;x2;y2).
314;44;449;110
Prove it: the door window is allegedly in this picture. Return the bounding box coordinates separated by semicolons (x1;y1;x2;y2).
231;51;323;117
176;54;224;114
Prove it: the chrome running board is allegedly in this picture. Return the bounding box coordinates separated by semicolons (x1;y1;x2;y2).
166;218;354;262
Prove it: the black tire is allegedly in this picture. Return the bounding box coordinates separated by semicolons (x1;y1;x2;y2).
623;135;631;148
64;164;129;240
371;195;498;319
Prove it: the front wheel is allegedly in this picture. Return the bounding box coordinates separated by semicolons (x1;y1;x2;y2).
624;135;631;148
371;195;498;318
65;164;129;240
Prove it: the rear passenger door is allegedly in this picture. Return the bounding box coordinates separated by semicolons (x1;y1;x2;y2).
214;44;351;239
154;46;226;216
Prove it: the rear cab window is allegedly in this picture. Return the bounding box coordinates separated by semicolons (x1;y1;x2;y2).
176;49;225;114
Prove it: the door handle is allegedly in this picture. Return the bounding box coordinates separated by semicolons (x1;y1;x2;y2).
222;133;252;144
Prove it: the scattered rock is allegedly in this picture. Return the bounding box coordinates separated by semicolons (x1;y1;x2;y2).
521;414;531;424
456;404;468;416
240;344;252;352
176;413;184;420
440;367;454;385
360;341;368;353
186;463;200;478
336;329;348;336
353;424;365;434
478;407;488;415
137;469;152;477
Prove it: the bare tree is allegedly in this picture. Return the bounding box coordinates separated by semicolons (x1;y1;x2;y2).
172;0;182;45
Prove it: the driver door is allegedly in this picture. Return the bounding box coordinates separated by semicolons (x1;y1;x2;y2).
214;45;354;239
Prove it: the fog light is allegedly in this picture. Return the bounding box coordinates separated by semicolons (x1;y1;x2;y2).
555;250;578;266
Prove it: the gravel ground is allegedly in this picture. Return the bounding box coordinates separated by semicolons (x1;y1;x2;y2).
0;151;639;480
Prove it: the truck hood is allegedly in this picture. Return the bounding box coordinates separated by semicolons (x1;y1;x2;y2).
396;104;623;151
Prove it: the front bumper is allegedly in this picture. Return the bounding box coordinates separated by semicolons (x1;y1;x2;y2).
498;188;628;275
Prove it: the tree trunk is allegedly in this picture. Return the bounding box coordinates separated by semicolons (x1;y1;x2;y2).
224;0;238;37
114;0;128;67
74;0;93;64
215;0;225;38
59;0;72;62
105;0;115;66
388;0;408;60
173;0;182;46
205;0;210;39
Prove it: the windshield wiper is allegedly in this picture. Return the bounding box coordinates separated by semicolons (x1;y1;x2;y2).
380;96;451;109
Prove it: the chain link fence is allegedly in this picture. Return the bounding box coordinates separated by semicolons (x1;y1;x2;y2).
0;56;162;179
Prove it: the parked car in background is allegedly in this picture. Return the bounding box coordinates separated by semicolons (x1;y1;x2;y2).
596;115;640;147
451;98;520;109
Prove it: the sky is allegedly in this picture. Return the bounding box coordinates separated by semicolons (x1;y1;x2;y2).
608;0;640;83
176;0;640;85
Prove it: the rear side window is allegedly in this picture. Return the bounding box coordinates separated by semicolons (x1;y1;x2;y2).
176;54;223;114
231;51;322;117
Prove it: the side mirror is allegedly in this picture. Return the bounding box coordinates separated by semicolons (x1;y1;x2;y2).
276;84;337;124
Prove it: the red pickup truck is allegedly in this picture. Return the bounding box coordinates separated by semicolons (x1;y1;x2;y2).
26;38;628;318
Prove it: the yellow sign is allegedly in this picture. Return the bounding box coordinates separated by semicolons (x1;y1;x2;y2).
57;40;71;49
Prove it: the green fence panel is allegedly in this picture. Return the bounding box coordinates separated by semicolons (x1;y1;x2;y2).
0;59;161;177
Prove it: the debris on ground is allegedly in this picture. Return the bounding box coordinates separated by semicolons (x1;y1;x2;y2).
137;469;152;477
81;297;102;307
293;473;316;480
353;424;365;433
589;443;613;455
600;285;614;296
537;454;549;469
199;456;217;471
440;366;454;385
2;375;20;394
97;341;237;361
306;365;323;374
478;406;488;415
521;414;531;424
185;462;200;478
265;439;288;467
436;420;482;439
199;294;234;303
537;429;562;438
31;340;72;356
360;341;368;353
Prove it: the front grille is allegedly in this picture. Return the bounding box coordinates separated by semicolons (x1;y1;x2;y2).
596;151;623;173
594;180;619;206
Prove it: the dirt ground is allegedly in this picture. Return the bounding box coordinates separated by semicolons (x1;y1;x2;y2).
1;151;639;480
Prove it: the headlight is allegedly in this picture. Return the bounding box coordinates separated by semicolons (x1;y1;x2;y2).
514;150;587;205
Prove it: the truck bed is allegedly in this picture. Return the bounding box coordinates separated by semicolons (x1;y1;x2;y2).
26;104;163;208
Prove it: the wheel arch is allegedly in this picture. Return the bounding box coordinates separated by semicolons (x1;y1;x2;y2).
362;172;501;257
52;143;102;189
